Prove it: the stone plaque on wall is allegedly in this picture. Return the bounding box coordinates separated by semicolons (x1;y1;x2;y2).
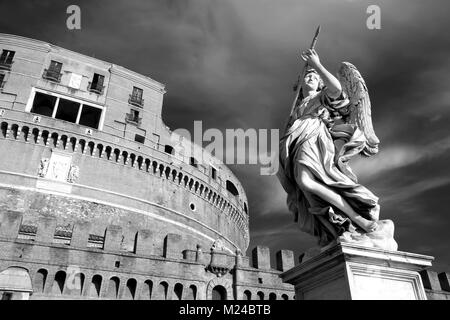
68;73;82;89
46;152;72;182
36;151;75;193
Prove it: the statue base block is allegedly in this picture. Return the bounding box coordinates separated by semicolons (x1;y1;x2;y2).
280;241;434;300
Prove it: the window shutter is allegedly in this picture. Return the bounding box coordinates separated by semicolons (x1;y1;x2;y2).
50;61;62;73
0;50;7;62
5;51;15;64
133;87;143;99
97;75;104;87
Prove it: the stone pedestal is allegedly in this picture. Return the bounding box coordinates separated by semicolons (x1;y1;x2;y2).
281;241;434;300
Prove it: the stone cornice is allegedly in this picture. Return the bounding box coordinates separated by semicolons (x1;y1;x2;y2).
0;33;50;53
109;65;166;92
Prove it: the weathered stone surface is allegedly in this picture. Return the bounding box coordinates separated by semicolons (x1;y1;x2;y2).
276;250;294;272
252;246;271;270
71;222;91;247
163;233;182;259
438;272;450;291
104;226;122;251
420;269;441;291
35;217;56;243
0;210;23;239
135;229;153;255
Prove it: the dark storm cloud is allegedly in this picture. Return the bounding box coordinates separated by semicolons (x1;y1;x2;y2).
1;0;450;269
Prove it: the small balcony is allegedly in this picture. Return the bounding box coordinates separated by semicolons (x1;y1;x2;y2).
0;60;13;71
42;69;62;83
128;94;144;108
88;81;105;95
125;113;142;126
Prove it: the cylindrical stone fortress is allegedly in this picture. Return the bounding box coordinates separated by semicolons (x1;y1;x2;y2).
0;33;249;255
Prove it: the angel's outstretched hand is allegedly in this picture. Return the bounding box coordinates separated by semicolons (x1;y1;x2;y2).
301;49;321;69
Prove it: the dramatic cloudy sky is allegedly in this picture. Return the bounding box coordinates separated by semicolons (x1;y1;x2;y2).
1;0;450;271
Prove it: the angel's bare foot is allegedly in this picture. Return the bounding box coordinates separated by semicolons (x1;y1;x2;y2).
349;216;378;233
363;220;379;233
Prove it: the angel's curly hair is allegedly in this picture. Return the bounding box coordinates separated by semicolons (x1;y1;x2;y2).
298;68;324;101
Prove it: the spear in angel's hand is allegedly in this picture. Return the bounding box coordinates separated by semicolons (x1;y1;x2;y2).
293;25;321;92
290;25;321;114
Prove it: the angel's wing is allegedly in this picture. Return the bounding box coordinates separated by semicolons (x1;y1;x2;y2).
337;62;379;156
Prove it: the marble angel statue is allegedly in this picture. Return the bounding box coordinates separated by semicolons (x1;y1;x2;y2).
277;47;397;251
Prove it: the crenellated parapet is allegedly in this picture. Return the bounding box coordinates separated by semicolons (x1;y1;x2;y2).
0;211;292;271
0;211;188;258
419;269;450;300
0;210;295;300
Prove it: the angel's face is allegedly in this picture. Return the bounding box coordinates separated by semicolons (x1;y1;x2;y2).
303;72;321;91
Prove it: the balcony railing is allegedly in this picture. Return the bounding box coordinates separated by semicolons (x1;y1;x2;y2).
42;69;62;83
125;113;142;126
0;60;13;71
88;81;105;94
128;94;144;108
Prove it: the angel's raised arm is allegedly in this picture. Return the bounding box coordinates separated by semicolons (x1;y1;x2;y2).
301;49;342;99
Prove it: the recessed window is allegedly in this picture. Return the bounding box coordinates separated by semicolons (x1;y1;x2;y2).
226;180;239;196
31;92;57;117
190;157;198;168
0;50;15;70
29;90;103;129
126;109;141;125
211;167;217;180
55;98;80;123
79;105;102;129
129;86;144;107
43;60;63;82
211;285;227;300
164;145;174;155
135;134;145;144
190;203;196;211
89;73;105;94
131;109;139;120
49;60;62;72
